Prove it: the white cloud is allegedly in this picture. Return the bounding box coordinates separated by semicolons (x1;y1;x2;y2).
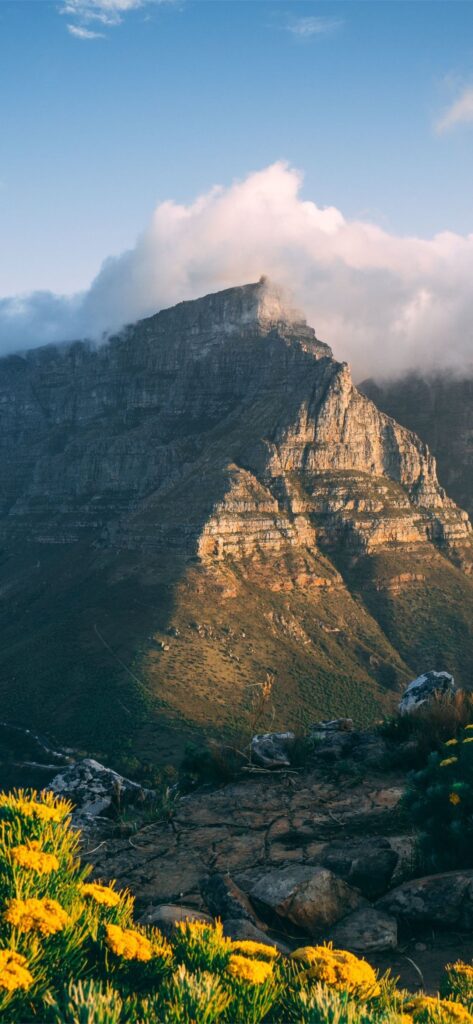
67;23;104;38
1;162;473;379
436;85;473;133
287;15;343;38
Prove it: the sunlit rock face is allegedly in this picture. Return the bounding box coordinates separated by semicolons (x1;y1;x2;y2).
0;279;472;753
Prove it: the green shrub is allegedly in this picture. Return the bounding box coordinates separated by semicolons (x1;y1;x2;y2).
403;724;473;870
379;691;473;769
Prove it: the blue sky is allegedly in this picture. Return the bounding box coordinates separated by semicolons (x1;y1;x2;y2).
1;0;473;298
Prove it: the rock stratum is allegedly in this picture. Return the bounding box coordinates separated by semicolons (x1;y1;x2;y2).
0;278;472;759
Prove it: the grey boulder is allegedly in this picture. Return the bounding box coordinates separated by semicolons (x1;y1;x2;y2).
398;670;455;715
378;870;473;929
48;758;154;821
250;732;296;769
328;907;397;952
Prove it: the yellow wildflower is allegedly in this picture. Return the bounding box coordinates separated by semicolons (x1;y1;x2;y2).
0;950;33;992
446;739;459;746
227;954;273;984
230;939;278;960
81;883;121;907
440;757;458;767
105;923;153;962
291;945;379;995
11;841;59;875
447;961;473;979
463;738;473;744
450;792;461;806
465;724;473;730
4;897;70;936
0;791;71;823
406;995;473;1022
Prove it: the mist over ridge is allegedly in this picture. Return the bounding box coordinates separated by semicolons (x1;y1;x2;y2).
1;162;473;380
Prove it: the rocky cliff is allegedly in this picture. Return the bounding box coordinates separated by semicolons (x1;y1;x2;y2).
0;279;472;760
360;373;473;521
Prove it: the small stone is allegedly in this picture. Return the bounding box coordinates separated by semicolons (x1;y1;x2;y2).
223;918;290;953
137;904;212;934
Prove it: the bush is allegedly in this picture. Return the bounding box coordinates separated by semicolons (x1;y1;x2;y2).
1;788;473;1022
379;691;473;769
403;724;473;870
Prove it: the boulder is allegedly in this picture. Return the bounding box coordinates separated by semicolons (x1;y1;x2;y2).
398;670;455;715
138;904;212;934
249;865;364;935
308;836;398;900
48;758;154;821
201;873;261;925
309;723;388;767
378;870;473;929
328;907;397;953
223;918;290;953
250;732;296;769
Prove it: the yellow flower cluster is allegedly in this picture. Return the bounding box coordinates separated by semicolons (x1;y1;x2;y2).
450;792;461;806
465;725;473;730
440;757;458;768
446;739;459;747
230;939;278;960
0;792;71;823
105;924;153;962
0;950;33;993
227;953;273;984
406;995;473;1022
447;961;473;979
291;945;379;995
463;738;473;745
4;897;70;936
11;841;59;874
81;883;121;907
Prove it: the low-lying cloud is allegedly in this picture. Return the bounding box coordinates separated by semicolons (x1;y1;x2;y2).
1;162;473;380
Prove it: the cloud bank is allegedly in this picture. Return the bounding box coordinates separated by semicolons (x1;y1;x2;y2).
2;163;473;380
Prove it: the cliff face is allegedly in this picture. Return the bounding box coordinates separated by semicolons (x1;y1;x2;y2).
360;374;473;522
0;279;472;759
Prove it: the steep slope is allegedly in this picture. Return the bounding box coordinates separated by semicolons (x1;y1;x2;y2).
360;374;473;520
0;280;472;762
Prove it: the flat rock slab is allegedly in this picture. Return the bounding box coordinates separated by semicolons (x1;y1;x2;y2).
85;767;405;917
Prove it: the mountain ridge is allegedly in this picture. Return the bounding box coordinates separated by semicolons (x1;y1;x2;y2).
0;279;472;763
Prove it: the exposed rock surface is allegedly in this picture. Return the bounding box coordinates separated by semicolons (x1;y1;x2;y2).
48;758;154;822
378;871;473;929
250;732;296;769
399;671;456;715
0;279;472;754
328;906;398;953
360;373;473;521
249;864;364;934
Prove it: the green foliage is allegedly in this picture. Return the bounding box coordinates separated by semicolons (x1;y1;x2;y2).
379;691;473;769
1;788;473;1023
403;725;473;870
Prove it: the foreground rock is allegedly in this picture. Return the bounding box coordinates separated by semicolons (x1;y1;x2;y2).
48;759;154;822
398;670;455;715
328;907;398;952
249;865;364;934
137;905;212;933
378;870;473;929
250;732;296;769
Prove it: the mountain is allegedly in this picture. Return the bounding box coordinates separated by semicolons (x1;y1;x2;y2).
360;374;473;521
0;279;472;763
